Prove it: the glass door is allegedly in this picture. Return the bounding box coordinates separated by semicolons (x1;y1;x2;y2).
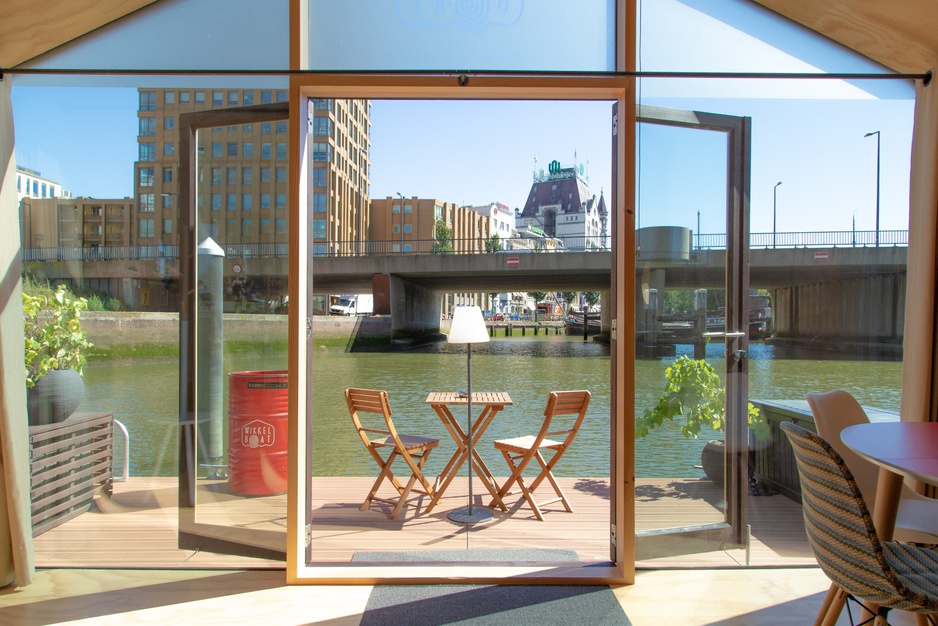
178;100;290;561
634;105;752;565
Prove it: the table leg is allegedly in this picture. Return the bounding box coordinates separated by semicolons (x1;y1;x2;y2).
424;404;467;513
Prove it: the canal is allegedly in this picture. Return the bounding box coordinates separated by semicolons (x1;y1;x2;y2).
80;335;902;479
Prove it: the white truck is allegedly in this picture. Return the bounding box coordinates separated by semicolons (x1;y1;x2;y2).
329;294;374;316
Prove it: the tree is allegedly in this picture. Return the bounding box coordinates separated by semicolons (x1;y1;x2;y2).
484;233;502;253
431;220;454;254
663;290;695;314
561;291;578;312
529;291;547;322
583;291;600;309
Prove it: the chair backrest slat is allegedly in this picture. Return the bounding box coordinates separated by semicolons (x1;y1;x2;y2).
536;390;590;452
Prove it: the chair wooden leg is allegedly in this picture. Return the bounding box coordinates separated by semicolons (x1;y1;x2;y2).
815;583;845;626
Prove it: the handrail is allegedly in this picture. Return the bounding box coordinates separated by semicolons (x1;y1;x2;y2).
113;418;130;482
18;229;909;262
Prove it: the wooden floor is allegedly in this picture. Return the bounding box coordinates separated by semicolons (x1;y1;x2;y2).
32;475;815;570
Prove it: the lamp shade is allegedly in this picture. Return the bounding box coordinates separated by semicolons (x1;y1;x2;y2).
448;306;490;344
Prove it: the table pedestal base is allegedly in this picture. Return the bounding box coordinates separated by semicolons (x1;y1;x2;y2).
448;506;494;524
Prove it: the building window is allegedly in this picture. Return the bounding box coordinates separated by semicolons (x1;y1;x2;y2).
262;122;272;135
212;142;222;157
313;98;334;111
261;142;272;159
275;218;286;234
164;117;175;131
276;121;287;134
241;219;252;236
261;90;272;104
276;142;287;160
393;205;401;214
227;193;237;211
313;243;326;256
140;194;155;212
313;168;326;187
276;90;288;102
243;193;252;210
179;91;190;104
276;167;286;183
139;91;156;111
194;91;205;104
163;218;173;234
139;117;156;136
313;219;326;239
435;205;443;220
243;167;252;185
212;168;222;185
164;142;174;156
226;219;237;236
393;224;401;233
313;142;332;162
260;218;271;234
139;167;154;187
261;193;270;209
261;167;270;183
228;91;239;106
313;118;332;136
404;243;412;253
243;142;254;158
313;193;326;213
404;224;412;233
213;91;223;106
162;194;172;209
227;142;238;157
212;193;221;211
164;91;175;105
139;219;154;238
404;204;412;214
243;91;254;106
227;167;237;185
276;193;286;209
139;143;156;161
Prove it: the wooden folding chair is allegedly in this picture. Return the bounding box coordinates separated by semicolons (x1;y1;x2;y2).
492;390;590;521
346;388;439;519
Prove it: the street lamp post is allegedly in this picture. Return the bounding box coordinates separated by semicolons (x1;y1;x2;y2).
773;181;782;249
865;131;881;247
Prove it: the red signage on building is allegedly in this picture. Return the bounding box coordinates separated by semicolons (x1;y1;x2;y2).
814;251;830;262
506;257;520;267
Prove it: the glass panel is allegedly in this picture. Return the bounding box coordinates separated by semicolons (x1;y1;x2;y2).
306;99;614;568
13;0;289;88
308;0;616;71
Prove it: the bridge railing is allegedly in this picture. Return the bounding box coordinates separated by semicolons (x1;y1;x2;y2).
19;230;909;262
696;230;909;250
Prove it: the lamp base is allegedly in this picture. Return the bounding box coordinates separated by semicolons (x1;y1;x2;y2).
447;506;494;524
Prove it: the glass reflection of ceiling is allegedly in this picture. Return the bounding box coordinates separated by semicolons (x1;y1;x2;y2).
13;0;289;89
640;0;913;100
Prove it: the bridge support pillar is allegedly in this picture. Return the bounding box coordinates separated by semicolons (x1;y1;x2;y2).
386;274;444;349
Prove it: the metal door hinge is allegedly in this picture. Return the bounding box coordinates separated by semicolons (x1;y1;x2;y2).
305;523;312;547
306;317;312;339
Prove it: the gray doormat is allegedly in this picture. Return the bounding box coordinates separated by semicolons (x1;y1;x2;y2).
354;549;630;625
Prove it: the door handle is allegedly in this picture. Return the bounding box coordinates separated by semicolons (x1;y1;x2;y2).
702;331;746;338
733;349;748;362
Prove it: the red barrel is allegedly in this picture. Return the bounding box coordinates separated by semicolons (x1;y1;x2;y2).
227;370;288;495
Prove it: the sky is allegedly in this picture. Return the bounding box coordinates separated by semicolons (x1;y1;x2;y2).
9;0;918;238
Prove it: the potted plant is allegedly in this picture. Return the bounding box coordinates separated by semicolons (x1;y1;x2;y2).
24;284;93;425
637;355;770;485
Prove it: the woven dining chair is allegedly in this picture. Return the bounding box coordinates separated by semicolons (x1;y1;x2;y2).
346;388;439;519
780;422;938;626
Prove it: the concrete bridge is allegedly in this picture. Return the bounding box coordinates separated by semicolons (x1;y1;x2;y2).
22;233;909;351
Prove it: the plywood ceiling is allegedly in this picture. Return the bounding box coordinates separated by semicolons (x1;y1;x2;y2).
1;1;937;75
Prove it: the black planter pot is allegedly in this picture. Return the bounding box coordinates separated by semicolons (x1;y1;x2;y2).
700;440;725;484
27;369;85;426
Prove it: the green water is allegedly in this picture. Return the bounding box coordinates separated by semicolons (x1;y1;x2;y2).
79;336;901;479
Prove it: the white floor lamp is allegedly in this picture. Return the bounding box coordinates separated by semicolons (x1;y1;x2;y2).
446;305;491;524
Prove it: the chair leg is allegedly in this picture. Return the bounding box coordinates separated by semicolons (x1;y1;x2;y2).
815;583;845;626
362;453;397;511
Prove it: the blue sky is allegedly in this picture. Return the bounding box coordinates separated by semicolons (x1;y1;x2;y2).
10;0;918;238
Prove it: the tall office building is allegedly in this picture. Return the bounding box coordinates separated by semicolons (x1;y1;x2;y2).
134;90;371;252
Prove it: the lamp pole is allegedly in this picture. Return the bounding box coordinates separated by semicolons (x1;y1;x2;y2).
773;181;782;249
865;131;881;247
396;192;404;255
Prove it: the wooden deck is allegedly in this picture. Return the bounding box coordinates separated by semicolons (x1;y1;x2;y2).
31;475;816;569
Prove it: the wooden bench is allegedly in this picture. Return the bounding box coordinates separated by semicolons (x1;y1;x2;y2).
29;411;115;537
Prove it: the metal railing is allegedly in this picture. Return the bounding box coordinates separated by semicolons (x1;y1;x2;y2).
19;230;909;262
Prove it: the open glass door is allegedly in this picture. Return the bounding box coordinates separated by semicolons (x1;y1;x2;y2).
634;105;752;565
178;100;291;561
